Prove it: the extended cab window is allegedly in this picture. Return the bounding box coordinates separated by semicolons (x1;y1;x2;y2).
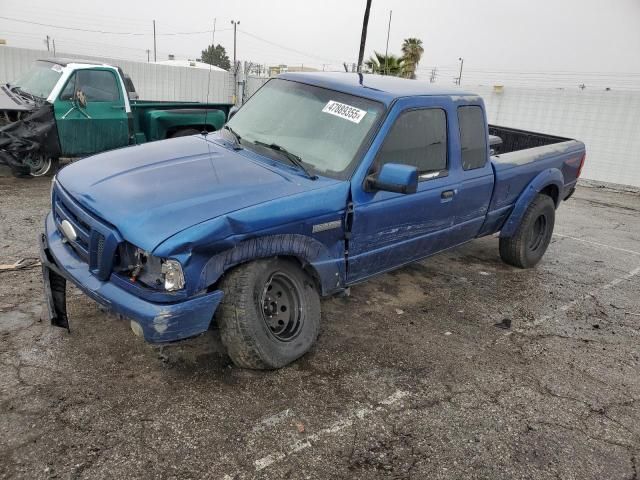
458;106;487;170
376;108;447;179
60;70;120;102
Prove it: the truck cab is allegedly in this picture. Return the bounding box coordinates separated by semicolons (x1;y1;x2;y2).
49;61;133;156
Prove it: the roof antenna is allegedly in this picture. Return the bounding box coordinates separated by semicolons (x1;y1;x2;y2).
202;18;216;136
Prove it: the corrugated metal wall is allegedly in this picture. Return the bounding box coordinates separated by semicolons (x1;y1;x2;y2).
0;46;236;103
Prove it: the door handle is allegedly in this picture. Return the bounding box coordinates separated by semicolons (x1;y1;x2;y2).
111;105;125;110
441;189;456;200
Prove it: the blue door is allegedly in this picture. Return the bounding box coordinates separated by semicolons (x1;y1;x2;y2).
448;104;495;243
347;97;462;283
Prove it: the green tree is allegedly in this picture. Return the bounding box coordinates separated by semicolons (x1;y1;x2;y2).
201;44;231;70
365;51;405;76
400;38;424;79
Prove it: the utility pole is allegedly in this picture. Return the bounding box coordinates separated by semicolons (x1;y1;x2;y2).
430;67;437;83
384;10;392;75
146;49;150;63
153;20;157;62
357;0;372;72
52;39;56;56
212;18;216;47
231;20;240;66
457;57;464;85
45;35;50;52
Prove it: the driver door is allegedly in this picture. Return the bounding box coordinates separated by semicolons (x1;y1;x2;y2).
347;99;461;283
53;68;129;156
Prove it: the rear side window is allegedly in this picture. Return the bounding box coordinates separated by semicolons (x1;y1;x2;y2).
376;108;447;177
458;106;487;170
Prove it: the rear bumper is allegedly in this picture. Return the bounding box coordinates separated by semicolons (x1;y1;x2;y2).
40;213;223;343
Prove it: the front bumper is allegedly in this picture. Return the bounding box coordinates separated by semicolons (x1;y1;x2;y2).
40;213;223;343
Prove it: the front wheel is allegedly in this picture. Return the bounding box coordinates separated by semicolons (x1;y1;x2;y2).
217;258;321;369
499;194;555;268
27;155;58;177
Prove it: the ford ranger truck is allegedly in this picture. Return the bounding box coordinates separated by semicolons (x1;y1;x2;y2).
40;73;586;369
0;58;232;176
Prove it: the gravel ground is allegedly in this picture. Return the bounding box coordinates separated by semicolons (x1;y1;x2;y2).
0;176;639;480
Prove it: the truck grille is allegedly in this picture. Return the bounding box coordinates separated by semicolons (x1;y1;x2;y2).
52;183;120;280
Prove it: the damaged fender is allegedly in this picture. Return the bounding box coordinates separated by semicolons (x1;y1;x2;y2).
0;104;61;175
197;234;345;295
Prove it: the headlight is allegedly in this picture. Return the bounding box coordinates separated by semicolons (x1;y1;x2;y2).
117;243;185;292
161;259;185;291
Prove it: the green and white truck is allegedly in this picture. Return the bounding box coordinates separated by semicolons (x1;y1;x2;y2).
0;58;233;176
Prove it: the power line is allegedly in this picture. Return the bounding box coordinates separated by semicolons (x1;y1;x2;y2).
0;15;230;36
238;29;340;64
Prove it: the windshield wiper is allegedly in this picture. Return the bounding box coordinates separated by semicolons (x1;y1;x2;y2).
223;125;243;150
253;141;317;180
11;86;38;102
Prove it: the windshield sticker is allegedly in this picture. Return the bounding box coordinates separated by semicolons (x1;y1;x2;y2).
322;101;367;124
51;64;63;73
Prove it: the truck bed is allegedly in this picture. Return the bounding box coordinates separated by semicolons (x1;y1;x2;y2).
485;125;586;234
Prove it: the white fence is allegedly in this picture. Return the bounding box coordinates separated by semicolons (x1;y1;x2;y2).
1;44;639;187
0;46;236;103
475;85;640;187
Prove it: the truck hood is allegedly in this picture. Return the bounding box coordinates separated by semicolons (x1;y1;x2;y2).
0;85;37;112
57;134;339;252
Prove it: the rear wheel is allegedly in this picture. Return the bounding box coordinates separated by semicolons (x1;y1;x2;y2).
217;258;321;369
499;194;555;268
169;128;201;138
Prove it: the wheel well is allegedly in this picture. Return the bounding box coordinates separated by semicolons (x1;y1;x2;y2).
166;125;215;138
208;255;323;294
540;184;559;207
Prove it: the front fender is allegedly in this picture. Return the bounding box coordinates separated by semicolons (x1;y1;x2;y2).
198;234;345;296
500;168;564;238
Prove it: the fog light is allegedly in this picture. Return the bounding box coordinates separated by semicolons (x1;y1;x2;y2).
130;320;144;337
161;259;185;291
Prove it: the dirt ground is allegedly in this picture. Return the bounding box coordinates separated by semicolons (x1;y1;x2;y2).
0;176;639;480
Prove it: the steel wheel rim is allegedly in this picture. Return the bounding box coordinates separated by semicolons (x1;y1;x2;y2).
27;155;52;177
529;215;547;251
260;272;303;342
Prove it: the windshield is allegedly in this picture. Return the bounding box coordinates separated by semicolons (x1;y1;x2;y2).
13;61;63;99
226;78;384;179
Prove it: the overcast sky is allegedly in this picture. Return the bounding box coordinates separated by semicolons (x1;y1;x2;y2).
1;0;640;86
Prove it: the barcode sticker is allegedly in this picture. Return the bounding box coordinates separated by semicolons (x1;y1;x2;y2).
322;100;367;124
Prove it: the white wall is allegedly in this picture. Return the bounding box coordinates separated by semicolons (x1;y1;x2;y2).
2;44;638;187
0;46;236;103
474;85;640;187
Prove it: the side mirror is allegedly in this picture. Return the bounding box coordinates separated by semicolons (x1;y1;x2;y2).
74;89;87;109
365;163;418;194
489;134;502;155
228;105;239;121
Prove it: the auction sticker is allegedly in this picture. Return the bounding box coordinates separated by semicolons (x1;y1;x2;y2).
322;100;367;124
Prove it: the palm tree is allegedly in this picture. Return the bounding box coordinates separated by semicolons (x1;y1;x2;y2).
365;51;405;76
401;38;424;79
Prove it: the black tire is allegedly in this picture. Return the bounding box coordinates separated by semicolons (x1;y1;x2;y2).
217;258;321;369
169;128;201;138
30;157;59;177
11;155;58;178
499;194;555;268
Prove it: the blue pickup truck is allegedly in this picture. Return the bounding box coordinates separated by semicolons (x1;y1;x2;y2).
40;73;586;369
